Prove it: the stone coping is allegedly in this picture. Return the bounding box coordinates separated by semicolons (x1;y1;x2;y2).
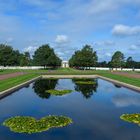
42;75;98;79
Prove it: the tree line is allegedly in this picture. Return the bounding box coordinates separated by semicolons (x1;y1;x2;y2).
0;43;140;68
0;44;61;68
69;45;140;69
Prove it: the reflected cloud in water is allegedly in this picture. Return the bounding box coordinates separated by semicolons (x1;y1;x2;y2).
112;93;140;107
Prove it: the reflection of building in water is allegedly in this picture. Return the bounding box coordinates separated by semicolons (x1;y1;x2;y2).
61;61;69;68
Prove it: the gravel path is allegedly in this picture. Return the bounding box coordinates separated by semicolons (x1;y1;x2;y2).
0;72;26;80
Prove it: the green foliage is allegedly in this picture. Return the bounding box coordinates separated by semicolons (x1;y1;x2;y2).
33;79;58;99
3;115;73;134
33;44;61;68
72;78;98;99
0;74;39;92
110;51;125;68
120;114;140;126
75;80;96;85
0;44;32;66
46;89;73;96
69;45;98;68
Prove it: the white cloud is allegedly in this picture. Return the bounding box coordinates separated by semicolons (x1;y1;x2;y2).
112;24;140;36
55;35;69;44
129;45;138;50
112;94;140;107
23;46;38;53
105;53;112;57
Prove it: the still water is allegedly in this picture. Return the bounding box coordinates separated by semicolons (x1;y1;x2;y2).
0;78;140;140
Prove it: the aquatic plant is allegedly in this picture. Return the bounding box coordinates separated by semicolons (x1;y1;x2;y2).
46;89;73;96
75;81;96;85
3;115;73;134
120;113;140;125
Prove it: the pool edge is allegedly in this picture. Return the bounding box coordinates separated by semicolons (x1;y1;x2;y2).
0;76;42;99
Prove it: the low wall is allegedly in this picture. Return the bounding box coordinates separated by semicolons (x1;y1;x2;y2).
0;66;140;71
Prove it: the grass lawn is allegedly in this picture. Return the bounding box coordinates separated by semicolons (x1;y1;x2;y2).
0;73;40;92
99;73;140;87
45;68;140;87
0;68;140;92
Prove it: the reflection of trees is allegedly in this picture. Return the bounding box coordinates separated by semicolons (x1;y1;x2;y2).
33;79;58;99
114;84;122;88
72;79;98;99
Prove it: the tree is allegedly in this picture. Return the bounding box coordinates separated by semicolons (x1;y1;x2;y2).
69;45;98;69
33;44;61;68
20;52;31;66
0;44;21;66
110;51;125;68
126;57;135;68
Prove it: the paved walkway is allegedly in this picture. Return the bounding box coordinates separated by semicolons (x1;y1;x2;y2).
0;72;25;80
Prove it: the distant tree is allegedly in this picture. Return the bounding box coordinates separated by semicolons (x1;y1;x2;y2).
97;61;108;67
0;44;20;66
110;51;125;68
126;57;135;68
69;45;98;69
20;52;31;66
33;44;61;68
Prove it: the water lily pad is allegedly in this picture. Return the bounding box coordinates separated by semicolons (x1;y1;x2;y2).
3;115;73;134
75;81;96;85
120;113;140;125
46;89;73;96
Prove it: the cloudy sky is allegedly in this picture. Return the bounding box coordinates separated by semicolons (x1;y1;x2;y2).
0;0;140;61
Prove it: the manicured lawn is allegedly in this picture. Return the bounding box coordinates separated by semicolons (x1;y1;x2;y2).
99;73;140;87
0;68;140;91
0;74;40;92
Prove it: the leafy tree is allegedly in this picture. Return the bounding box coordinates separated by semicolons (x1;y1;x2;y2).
69;45;98;69
20;52;31;66
0;44;20;66
126;57;135;68
110;51;125;68
33;44;61;68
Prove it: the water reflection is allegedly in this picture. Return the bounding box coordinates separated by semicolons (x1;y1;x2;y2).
114;84;122;88
33;79;58;99
72;78;98;99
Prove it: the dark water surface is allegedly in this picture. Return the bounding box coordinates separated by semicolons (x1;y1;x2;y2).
0;78;140;140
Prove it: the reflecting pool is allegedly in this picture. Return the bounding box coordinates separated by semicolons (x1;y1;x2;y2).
0;78;140;140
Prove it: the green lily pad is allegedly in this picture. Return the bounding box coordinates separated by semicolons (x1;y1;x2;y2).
3;115;73;134
75;81;96;85
120;113;140;125
46;89;73;96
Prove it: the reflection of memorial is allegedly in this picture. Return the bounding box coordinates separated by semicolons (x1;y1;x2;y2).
33;79;58;99
72;79;98;99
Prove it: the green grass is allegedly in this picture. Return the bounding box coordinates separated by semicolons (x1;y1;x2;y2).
0;68;140;90
99;73;140;87
0;73;40;92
